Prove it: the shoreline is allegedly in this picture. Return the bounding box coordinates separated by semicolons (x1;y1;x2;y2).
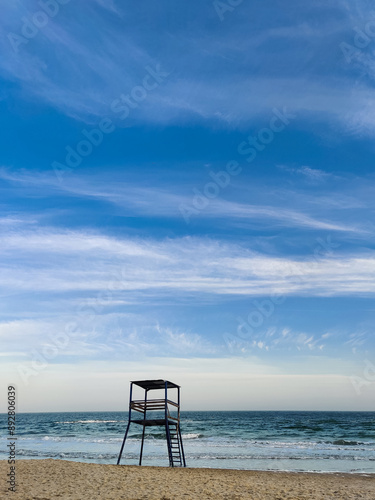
2;459;375;499
2;457;374;476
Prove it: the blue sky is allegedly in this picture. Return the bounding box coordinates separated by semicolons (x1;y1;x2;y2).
1;0;375;411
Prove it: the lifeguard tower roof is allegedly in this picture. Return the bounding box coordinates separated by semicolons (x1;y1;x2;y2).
131;379;180;390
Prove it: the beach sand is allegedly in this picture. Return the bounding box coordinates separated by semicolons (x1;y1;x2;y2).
1;459;374;499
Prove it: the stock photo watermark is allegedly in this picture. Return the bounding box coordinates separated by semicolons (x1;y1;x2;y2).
7;0;72;53
223;235;340;353
17;325;74;385
52;64;170;182
16;262;130;385
340;12;375;63
7;385;17;493
179;106;296;223
349;359;375;395
179;160;242;223
213;0;244;22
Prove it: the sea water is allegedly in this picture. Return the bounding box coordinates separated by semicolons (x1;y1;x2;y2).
0;411;374;473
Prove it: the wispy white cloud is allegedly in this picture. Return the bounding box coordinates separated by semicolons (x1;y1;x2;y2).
277;165;337;183
0;315;218;363
227;326;330;355
0;167;367;234
0;215;37;226
202;199;360;233
156;324;216;355
1;228;375;298
92;0;121;15
0;0;374;131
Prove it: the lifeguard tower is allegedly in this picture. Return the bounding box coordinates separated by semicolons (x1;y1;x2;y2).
117;379;186;467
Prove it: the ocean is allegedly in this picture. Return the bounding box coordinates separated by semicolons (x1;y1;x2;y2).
1;411;374;474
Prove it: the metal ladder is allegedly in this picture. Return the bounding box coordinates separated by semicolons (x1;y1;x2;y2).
166;422;186;467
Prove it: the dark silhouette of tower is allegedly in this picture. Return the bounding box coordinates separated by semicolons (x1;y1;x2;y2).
117;379;186;467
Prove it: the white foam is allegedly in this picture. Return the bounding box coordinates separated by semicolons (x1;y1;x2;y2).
56;420;121;424
182;433;201;439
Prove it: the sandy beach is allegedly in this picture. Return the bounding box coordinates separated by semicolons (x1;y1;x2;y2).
1;459;374;500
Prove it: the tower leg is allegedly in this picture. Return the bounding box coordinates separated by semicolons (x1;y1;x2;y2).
117;421;131;465
139;425;146;465
178;425;186;467
165;422;173;466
